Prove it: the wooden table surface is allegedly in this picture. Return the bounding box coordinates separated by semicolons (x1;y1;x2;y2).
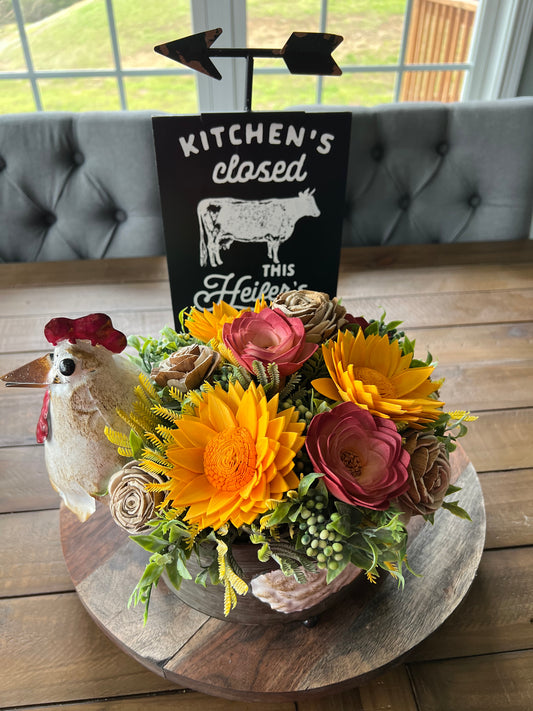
1;240;532;711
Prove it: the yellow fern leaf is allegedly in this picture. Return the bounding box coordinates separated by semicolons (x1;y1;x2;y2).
366;570;378;584
104;426;130;448
226;568;248;596
140;459;171;477
139;372;158;400
145;480;170;493
141;449;172;468
116;408;144;436
155;424;177;441
118;446;134;458
169;386;184;402
132;398;154;423
151;403;180;423
143;431;165;450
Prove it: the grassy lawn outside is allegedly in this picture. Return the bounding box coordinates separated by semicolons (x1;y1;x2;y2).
0;0;407;113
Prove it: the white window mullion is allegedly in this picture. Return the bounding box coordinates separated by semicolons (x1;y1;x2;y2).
12;0;42;110
105;0;127;110
191;0;247;112
463;0;533;100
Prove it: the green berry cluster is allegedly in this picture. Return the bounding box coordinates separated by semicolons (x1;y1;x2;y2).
281;397;313;424
297;495;345;572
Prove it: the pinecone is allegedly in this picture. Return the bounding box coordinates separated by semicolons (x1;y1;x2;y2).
271;290;347;344
397;431;452;517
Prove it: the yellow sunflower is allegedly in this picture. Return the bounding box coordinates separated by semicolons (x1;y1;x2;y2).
185;298;267;349
312;328;444;427
152;380;304;531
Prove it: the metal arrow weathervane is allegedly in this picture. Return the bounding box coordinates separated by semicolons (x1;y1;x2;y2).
155;28;343;111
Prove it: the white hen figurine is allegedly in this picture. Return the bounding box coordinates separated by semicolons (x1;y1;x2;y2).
1;314;140;521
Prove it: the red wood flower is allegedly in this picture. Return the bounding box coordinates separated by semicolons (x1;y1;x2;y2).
306;401;410;510
222;308;317;376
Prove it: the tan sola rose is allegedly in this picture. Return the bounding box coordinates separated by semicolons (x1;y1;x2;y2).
108;460;166;534
396;431;452;517
271;289;347;344
150;344;221;392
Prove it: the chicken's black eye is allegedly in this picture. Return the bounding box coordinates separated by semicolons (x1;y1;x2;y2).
59;358;76;376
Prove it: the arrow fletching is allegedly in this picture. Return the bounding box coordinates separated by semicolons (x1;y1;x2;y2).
282;32;343;75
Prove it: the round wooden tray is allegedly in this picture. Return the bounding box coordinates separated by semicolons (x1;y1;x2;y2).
60;446;485;702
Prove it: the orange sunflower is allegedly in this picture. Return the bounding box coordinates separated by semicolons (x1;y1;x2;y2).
185;298;267;350
154;380;304;531
312;328;444;427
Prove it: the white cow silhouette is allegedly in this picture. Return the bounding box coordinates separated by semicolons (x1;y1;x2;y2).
197;189;320;267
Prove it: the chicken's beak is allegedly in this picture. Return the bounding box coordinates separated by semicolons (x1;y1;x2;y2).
1;354;53;388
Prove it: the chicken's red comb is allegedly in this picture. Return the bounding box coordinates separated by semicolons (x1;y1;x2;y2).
44;314;127;353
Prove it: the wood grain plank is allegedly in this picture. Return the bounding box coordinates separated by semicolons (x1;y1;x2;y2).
466;409;533;473
338;239;533;272
0;508;72;597
339;262;533;298
0;592;178;708
0;445;59;513
295;665;418;711
0;256;169;289
342;289;533;329
408;650;533;711
481;469;533;549
13;691;296;711
0;280;172;317
2;240;531;291
408;547;533;661
0;309;174;353
408;322;533;364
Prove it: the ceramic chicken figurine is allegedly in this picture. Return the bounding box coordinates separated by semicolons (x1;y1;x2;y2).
1;314;140;521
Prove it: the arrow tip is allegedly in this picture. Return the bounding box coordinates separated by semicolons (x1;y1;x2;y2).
154;28;223;80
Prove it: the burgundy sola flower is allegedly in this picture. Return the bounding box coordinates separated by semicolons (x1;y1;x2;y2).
222;308;317;376
305;402;410;510
44;313;127;353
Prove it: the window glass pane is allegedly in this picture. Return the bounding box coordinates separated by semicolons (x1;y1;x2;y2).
247;0;322;68
23;0;114;70
327;0;407;66
322;71;396;106
404;0;479;65
113;0;192;69
0;79;35;112
125;75;198;113
251;71;317;111
399;68;466;102
0;10;26;71
39;77;120;111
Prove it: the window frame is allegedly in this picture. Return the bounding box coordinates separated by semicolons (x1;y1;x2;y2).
2;0;531;112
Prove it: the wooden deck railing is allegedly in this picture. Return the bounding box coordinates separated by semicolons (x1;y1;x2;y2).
400;0;478;102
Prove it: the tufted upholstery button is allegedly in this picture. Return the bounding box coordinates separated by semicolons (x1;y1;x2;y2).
0;156;6;171
43;212;57;226
398;194;410;210
114;209;127;223
72;151;85;166
468;193;481;208
436;140;449;156
371;144;384;161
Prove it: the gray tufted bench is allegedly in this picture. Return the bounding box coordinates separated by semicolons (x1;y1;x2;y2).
292;97;533;247
1;99;532;262
0;110;165;262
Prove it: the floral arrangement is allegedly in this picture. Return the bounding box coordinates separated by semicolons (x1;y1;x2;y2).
104;290;474;621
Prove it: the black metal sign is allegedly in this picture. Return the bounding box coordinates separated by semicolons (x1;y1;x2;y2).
152;111;351;323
